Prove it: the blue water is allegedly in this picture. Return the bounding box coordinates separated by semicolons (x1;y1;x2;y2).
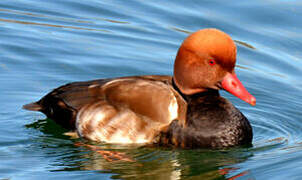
1;0;302;179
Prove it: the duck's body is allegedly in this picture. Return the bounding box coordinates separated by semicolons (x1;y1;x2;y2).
31;75;184;144
24;29;255;149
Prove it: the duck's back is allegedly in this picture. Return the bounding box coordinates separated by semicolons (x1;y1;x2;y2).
23;75;187;143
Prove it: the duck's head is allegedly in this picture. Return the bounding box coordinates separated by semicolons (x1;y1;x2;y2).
173;28;256;106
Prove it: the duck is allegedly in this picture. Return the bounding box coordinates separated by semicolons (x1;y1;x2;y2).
23;28;256;149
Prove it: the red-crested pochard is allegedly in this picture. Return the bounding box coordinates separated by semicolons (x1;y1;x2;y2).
23;28;256;149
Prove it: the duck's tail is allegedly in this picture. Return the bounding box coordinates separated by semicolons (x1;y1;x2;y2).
23;102;42;111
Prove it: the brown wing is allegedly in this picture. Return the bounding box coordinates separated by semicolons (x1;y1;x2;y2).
76;77;187;144
23;75;186;131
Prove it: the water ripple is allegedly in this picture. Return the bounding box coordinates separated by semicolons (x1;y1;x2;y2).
1;0;302;179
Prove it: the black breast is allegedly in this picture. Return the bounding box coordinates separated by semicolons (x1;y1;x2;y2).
159;90;253;149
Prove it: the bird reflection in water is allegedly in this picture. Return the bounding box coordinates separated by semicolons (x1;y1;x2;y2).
27;118;253;180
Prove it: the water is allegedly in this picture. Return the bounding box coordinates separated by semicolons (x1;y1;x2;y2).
0;0;302;179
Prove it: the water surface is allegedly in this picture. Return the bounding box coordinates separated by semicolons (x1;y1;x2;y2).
1;0;302;179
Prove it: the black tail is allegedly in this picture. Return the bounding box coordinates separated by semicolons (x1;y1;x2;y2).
23;102;42;111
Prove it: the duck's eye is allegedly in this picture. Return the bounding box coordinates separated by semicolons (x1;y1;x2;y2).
209;59;216;66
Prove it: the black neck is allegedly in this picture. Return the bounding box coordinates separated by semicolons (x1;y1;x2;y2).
172;78;220;102
172;78;188;101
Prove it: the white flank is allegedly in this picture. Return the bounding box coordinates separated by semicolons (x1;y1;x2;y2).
76;78;178;144
168;96;178;121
